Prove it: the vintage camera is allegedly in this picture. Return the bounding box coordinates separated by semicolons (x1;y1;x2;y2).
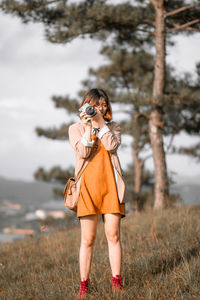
79;103;97;118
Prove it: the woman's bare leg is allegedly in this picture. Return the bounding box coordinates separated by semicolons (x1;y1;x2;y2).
104;213;122;276
79;215;98;281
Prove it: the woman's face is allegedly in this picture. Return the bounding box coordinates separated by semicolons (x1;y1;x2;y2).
93;98;107;116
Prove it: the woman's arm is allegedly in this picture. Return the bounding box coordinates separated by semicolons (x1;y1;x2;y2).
98;122;121;153
90;109;121;153
68;123;93;159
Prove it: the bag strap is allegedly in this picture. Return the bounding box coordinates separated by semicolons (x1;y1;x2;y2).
75;137;98;181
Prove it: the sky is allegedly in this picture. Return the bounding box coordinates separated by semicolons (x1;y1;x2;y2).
0;8;200;183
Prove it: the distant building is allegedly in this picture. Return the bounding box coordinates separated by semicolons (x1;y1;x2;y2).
25;209;66;221
48;211;65;219
1;200;21;210
35;210;47;219
3;228;35;235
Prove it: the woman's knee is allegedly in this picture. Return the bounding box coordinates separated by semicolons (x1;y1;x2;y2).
106;231;120;244
81;234;96;247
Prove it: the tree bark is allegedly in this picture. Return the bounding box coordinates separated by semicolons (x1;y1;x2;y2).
149;110;169;209
133;147;144;212
149;0;169;209
132;113;145;212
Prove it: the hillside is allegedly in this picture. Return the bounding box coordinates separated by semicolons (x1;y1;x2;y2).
171;184;200;205
0;176;62;209
0;205;199;299
0;176;200;208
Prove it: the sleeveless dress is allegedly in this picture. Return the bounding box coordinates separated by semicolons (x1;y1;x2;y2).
77;134;125;218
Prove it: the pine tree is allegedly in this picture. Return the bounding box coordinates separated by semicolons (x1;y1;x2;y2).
35;44;200;209
1;0;199;208
76;44;200;208
148;0;199;208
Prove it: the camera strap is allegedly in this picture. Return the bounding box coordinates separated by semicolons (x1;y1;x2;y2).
92;127;100;136
76;137;98;182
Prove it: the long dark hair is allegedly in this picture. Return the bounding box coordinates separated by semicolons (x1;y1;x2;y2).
80;88;112;122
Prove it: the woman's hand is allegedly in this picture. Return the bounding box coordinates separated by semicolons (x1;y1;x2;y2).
91;109;106;128
80;112;92;128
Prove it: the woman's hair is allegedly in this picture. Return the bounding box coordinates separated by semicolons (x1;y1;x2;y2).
80;88;112;122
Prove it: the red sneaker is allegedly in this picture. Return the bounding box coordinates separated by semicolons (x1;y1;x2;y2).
78;278;90;299
112;275;122;292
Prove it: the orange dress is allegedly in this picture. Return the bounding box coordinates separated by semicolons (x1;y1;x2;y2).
77;135;125;218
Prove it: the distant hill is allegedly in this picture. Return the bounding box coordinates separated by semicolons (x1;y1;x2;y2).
171;183;200;205
0;176;63;210
0;175;199;210
172;174;200;185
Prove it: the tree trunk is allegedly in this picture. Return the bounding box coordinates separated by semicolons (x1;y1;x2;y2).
133;148;144;212
149;109;169;209
149;0;169;209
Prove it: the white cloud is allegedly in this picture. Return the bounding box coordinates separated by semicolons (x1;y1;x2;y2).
166;33;200;79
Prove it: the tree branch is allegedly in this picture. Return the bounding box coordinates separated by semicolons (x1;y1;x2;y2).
150;0;157;8
137;28;155;35
165;3;200;18
134;113;149;121
167;19;200;32
165;124;180;133
143;20;156;27
165;134;175;152
184;27;200;32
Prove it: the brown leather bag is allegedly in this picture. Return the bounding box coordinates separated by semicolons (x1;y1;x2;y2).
64;138;98;212
64;176;81;212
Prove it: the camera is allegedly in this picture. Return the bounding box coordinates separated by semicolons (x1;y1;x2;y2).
79;103;97;118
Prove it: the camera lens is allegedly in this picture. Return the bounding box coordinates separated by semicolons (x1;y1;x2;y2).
85;106;96;117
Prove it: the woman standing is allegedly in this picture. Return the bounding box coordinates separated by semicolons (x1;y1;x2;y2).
68;88;125;298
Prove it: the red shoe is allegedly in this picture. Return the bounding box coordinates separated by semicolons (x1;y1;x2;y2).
78;278;90;299
112;275;122;292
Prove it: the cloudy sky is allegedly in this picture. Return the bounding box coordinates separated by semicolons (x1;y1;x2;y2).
0;9;200;183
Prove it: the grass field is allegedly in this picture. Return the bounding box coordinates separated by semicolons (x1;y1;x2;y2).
0;205;200;299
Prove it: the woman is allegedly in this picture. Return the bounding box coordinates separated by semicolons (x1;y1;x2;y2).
68;88;126;298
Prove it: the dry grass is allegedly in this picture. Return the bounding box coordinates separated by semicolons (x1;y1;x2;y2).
0;205;200;300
